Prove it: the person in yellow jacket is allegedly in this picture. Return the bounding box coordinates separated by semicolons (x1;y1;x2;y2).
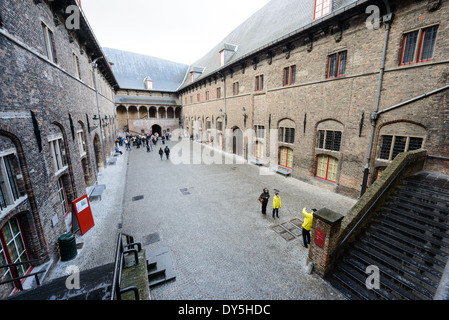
272;191;281;218
302;208;316;248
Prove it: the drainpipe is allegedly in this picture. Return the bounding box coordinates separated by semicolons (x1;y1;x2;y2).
92;57;107;169
218;71;227;150
360;12;393;196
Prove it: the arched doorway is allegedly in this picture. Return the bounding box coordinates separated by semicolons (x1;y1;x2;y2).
152;124;162;136
232;128;243;156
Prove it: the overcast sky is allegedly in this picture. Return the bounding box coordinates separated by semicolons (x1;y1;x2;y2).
81;0;271;65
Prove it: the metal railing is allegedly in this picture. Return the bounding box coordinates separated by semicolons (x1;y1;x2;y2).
0;258;46;292
110;233;142;300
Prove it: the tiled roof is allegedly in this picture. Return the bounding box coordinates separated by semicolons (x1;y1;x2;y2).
178;0;362;89
103;47;189;92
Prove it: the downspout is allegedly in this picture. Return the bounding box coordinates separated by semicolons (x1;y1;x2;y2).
360;12;393;196
218;71;227;150
92;57;107;169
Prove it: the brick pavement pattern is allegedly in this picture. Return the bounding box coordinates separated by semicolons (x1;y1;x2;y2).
121;139;356;300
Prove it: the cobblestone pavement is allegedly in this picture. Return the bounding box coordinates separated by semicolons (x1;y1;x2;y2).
121;139;356;300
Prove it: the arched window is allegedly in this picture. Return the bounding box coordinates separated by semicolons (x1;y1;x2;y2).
316;155;339;182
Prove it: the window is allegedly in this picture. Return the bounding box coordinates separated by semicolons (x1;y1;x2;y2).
57;178;69;216
77;130;86;156
314;0;332;20
401;26;438;65
327;51;347;78
0;218;31;293
254;125;265;139
255;75;264;91
379;135;424;161
0;153;24;211
279;147;293;169
233;82;239;96
190;72;194;83
217;87;221;99
283;65;296;86
219;50;225;67
49;138;67;173
279;127;295;144
73;53;81;79
217;120;223;131
317;130;342;151
145;79;153;90
205;91;210;101
197;93;200;102
316;155;338;182
255;141;264;160
42;23;57;63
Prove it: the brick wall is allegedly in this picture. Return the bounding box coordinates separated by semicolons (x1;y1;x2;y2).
180;0;449;198
0;0;117;290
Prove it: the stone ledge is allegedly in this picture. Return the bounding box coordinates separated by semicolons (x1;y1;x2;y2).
120;249;151;300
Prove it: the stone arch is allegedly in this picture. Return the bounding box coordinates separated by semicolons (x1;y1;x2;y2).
138;106;148;119
167;107;175;119
116;105;128;132
149;106;157;118
93;133;103;171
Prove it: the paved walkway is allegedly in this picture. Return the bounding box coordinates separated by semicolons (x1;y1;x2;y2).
119;139;356;300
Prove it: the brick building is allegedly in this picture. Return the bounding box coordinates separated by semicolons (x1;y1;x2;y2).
0;0;117;296
176;0;449;197
103;48;188;137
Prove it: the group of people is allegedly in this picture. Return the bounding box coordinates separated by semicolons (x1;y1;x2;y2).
258;188;316;249
117;131;172;152
115;132;171;160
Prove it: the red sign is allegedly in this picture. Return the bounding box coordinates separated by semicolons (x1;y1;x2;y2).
72;195;95;235
314;228;326;248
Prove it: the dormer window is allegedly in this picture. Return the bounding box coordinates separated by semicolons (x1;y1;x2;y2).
313;0;331;20
219;43;237;67
144;77;153;90
219;50;225;67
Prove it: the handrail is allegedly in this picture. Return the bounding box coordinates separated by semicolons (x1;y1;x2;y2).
330;158;413;258
0;258;45;291
110;233;142;300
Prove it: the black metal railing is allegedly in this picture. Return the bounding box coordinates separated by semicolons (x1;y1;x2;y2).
110;233;142;300
0;259;46;292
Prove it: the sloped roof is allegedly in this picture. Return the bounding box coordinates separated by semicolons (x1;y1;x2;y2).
178;0;362;90
103;47;189;92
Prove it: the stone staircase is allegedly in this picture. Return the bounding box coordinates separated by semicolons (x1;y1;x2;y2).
327;172;449;300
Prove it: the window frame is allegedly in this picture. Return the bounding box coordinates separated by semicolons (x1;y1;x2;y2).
48;137;67;174
400;25;439;66
313;0;332;20
283;65;296;86
316;155;339;183
378;134;424;161
279;127;295;144
317;130;342;152
327;51;347;79
0;218;32;293
233;82;239;96
0;152;23;211
73;53;81;79
255;75;264;91
41;22;57;63
279;147;293;169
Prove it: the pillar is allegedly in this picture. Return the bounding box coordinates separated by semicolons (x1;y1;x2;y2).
307;208;344;278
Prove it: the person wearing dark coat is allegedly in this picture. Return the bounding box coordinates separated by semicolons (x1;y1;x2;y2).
159;147;164;159
259;188;270;214
164;146;170;159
